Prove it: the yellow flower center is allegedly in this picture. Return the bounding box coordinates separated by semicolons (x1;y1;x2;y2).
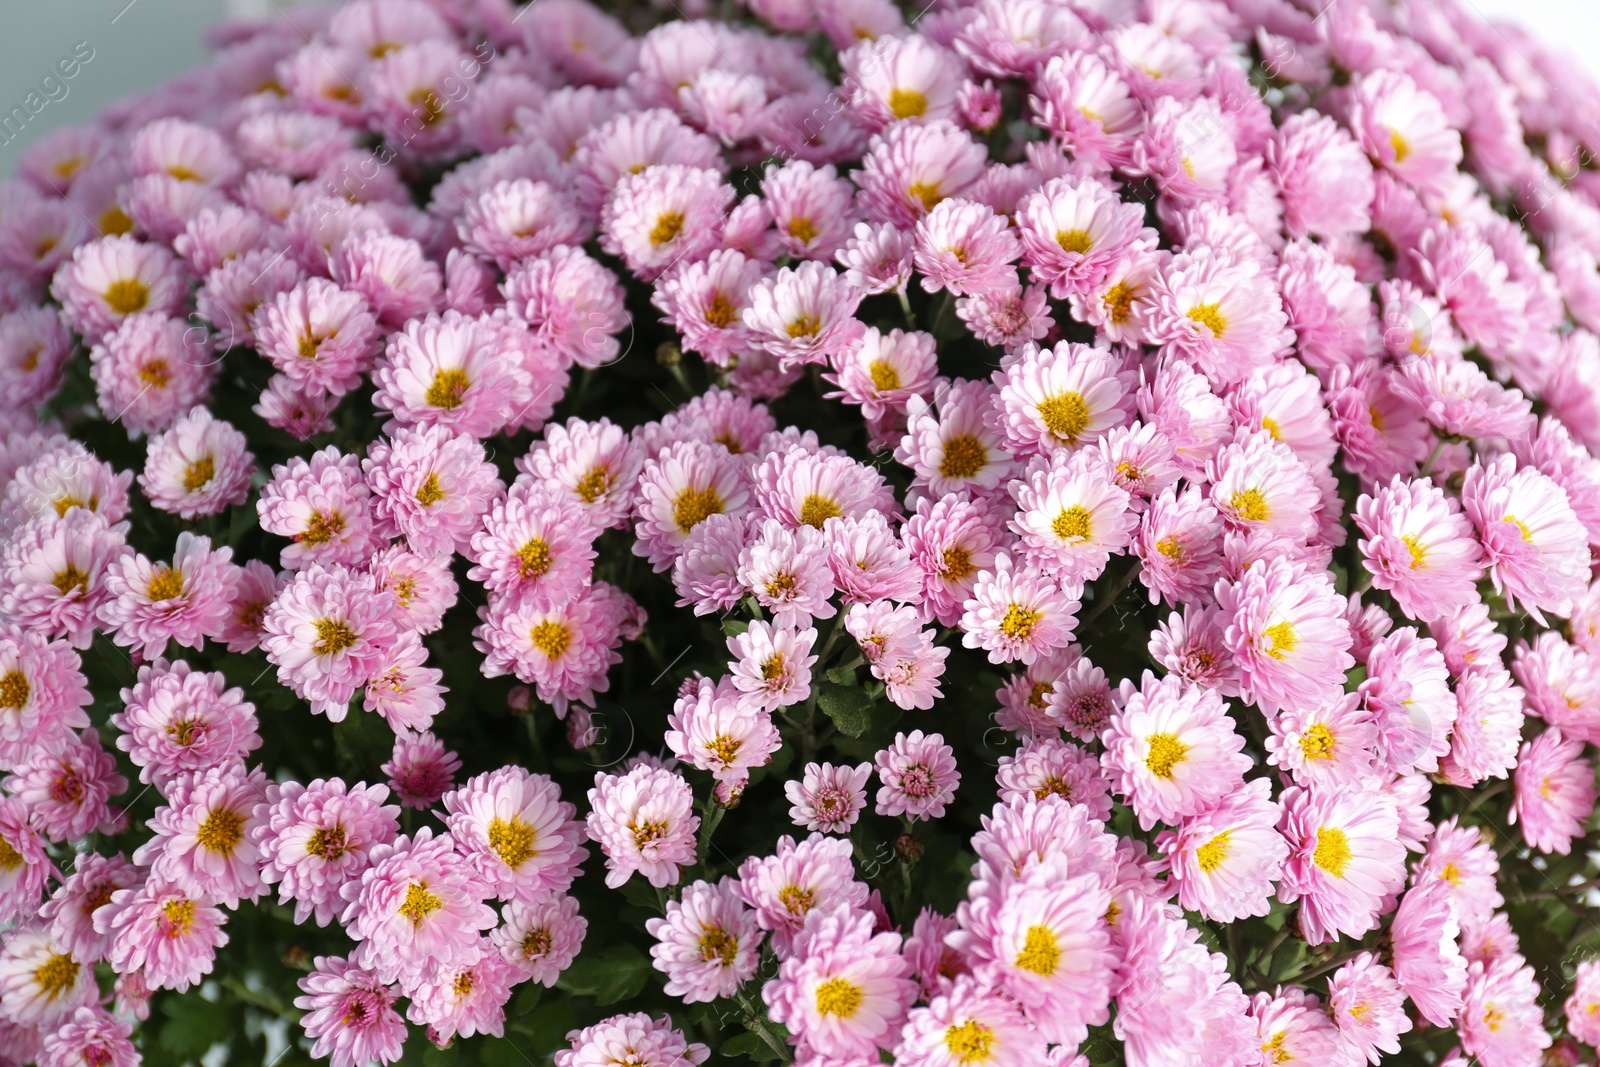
1503;515;1533;542
103;278;150;316
34;953;79;1000
52;565;89;595
868;359;900;392
1056;229;1093;254
1314;826;1352;877
786;313;821;338
1144;733;1189;779
1000;604;1041;640
306;825;347;860
414;473;446;506
161;898;196;936
1196;831;1232;873
631;819;668;848
1015;925;1060;976
1036;392;1090;444
196;808;244;855
1402;533;1427;568
487;816;537;868
0;671;29;711
1155;536;1185;561
100;207;135;236
139;360;171;388
1186;303;1227;337
907;182;943;212
941;546;973;581
1300;723;1336;761
939;434;987;479
1052;504;1092;543
650;211;685;247
575;465;612;503
298;510;345;545
888;87;927;119
1230;487;1271;523
1261;621;1297;660
426;368;470;409
0;836;21;870
780;885;814;914
787;217;819;244
518;538;552;579
703;291;737;327
799;494;841;529
313;618;358;656
1388;128;1410;163
815;977;863;1017
943;1021;996;1064
182;456;215;492
401;883;443;925
522;928;552;958
673;486;723;533
699;924;740;965
530;620;572;659
146;565;184;602
1102;280;1136;324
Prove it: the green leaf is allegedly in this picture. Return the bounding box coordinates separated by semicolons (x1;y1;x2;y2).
159;1000;231;1057
557;943;651;1005
722;618;750;637
816;682;873;737
720;1031;785;1061
511;982;543;1018
824;663;858;685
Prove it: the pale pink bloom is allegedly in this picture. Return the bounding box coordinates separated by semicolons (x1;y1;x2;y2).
653;249;765;369
1395;356;1535;442
836;221;913;294
1134;484;1223;606
958;284;1054;353
554;1012;709;1067
501;245;629;370
913;197;1019;297
1457;956;1552;1067
443;765;586;905
0;926;96;1029
724;620;817;713
473;582;628;715
381;731;460;811
98;531;236;660
257;447;377;571
1132;96;1236;204
994;737;1110;819
586;764;698;889
364;425;503;558
840;34;962;131
1102;670;1250;830
521;416;644;531
570;108;720;214
134;765;266;907
0;306;71;412
38;1006;140;1067
98;880;229;993
600;165;732;282
468;479;597;605
1268;110;1376;240
2;438;131;529
366;546;454;637
786;761;872;834
253;777;400;928
39;851;139;966
253;373;339;441
457;179;588;271
294;956;407;1067
1349;70;1463;198
329;231;441;330
361;631;445;733
1355;476;1483;623
1327;953;1412;1064
1277;785;1406;945
853;119;988;227
1158;777;1286;922
0;621;91;772
875;730;959;822
1413;816;1503;930
736;520;837;629
633;440;752;570
1247;989;1350;1067
197;247;304;347
993;341;1131;458
1510;728;1596;855
2;728;123;842
1136;355;1232;476
139;407;253;521
737;834;869;958
645;877;761;1004
960;554;1080;665
254;278;380;397
0;508;126;648
88;312;216;439
51;235;186;342
373;311;530;439
1264;692;1378;790
402;946;513;1039
824;327;937;423
742;260;865;370
1430;599;1509;678
1009;450;1136;583
1208;430;1320;545
1219;556;1354;715
897;379;1017;497
672;511;752;615
1514;631;1600;743
1015;175;1152;299
1148;604;1242;697
1564;960;1600;1048
1029;52;1141;174
666;675;781;788
261;563;399;720
1461;454;1589;623
1358;627;1456;774
1143;247;1293;386
112;659;259;789
491;894;586;987
1390;877;1467;1027
0;795;47;924
826;513;921;604
949;858;1114;1047
751;446;898;531
902;492;1009;627
1441;666;1524;786
763;907;915;1060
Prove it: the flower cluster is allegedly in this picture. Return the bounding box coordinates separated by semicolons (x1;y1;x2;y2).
0;0;1598;1065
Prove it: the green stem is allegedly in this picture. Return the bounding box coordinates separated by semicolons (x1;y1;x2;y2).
735;990;792;1063
1082;561;1142;631
697;801;727;865
1420;436;1447;478
896;288;917;329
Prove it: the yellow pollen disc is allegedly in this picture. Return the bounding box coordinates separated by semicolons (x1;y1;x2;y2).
167;718;200;747
166;164;204;183
103;278;149;316
182;455;215;492
1037;392;1091;444
780;885;814;914
426;368;470;409
787;217;819;245
867;359;900;392
631;819;668;848
1388;128;1411;163
1349;1004;1368;1020
313;618;358;656
888;87;928;119
707;734;742;765
1402;533;1427;568
1155;536;1185;561
815;977;864;1017
414;473;446;506
1262;621;1297;660
943;1020;995;1064
799;494;841;529
306;824;347;860
1000;604;1041;640
907;182;942;212
487;816;537;868
650;211;685;247
518;538;553;579
1144;732;1189;779
786;313;822;338
0;836;21;870
1313;826;1352;878
672;486;723;533
52;495;84;518
0;671;29;710
52;156;84;181
409;89;446;126
939;433;987;479
522;928;552;958
1056;229;1093;254
1440;862;1461;885
1263;1031;1291;1064
34;953;79;999
1483;1004;1504;1032
575;465;612;503
703;291;737;327
1015;925;1060;976
1229;487;1271;523
1102;280;1136;324
766;572;797;598
453;971;475;997
1196;830;1232;873
1186;303;1227;337
1503;514;1533;542
298;510;345;546
941;546;974;581
401;883;443;926
1261;417;1282;441
530;620;572;659
100;207;135;236
1052;504;1092;543
161;898;196;936
52;565;89;595
297;331;326;360
762;652;786;681
196;808;244;855
146;566;185;602
698;924;740;965
139;360;171;388
1034;776;1073;801
1300;722;1336;761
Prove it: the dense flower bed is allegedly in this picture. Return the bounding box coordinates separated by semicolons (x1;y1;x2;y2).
3;0;1600;1064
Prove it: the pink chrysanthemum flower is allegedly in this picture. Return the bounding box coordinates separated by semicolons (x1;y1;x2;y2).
1102;671;1250;830
112;658;259;788
257;447;377;571
2;728;123;842
0;306;72;412
2;437;132;530
586;764;698;889
840;33;962;131
1390;877;1467;1028
1029;52;1139;173
369;546;456;636
293;956;408;1067
99;531;236;660
1512;631;1600;742
1327;953;1411;1064
1208;430;1321;545
1134;484;1223;607
672;511;752;616
994;737;1111;819
1219;556;1354;716
763;906;916;1061
1359;627;1456;774
364;425;503;559
139;407;254;521
1009;451;1136;584
737;834;869;958
87;312;215;439
382;731;461;811
824;327;937;422
736;519;836;629
406;950;518;1043
600;165;732;282
38;1005;140;1067
51;235;186;342
1277;785;1406;945
254;278;380;397
339;827;496;988
949;860;1115;1047
329;231;442;331
98;880;229;993
472;583;626;715
958;283;1054;353
520;416;644;531
1441;666;1525;786
1264;692;1377;790
667;674;782;787
894;973;1046;1067
457;179;589;271
761;160;858;261
826;514;922;605
0;621;90;771
897;379;1017;497
1157;777;1287;922
960;554;1080;665
491;894;586;987
362;631;445;733
468;480;598;605
443;766;586;905
912;197;1019;297
994;341;1131;458
836;220;914;295
752;445;898;531
0;509;127;649
553;1013;709;1067
902;493;1008;627
254;777;399;928
0;795;48;924
1143;247;1292;386
1349;70;1462;198
633;440;752;570
742;260;865;370
1461;454;1589;623
262;564;399;720
645;877;761;1004
134;764;267;908
1457;956;1552;1067
39;851;139;966
1355;475;1484;623
502;245;630;370
654;249;765;369
1564;960;1600;1048
0;925;97;1029
853;119;988;226
786;761;872;834
875;730;960;822
373;311;531;439
1015;175;1151;299
1510;728;1596;855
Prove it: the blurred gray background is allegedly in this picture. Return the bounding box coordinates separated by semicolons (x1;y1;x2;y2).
0;0;1593;176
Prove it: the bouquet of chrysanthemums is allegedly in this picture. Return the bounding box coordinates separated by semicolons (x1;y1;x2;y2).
9;0;1600;1062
